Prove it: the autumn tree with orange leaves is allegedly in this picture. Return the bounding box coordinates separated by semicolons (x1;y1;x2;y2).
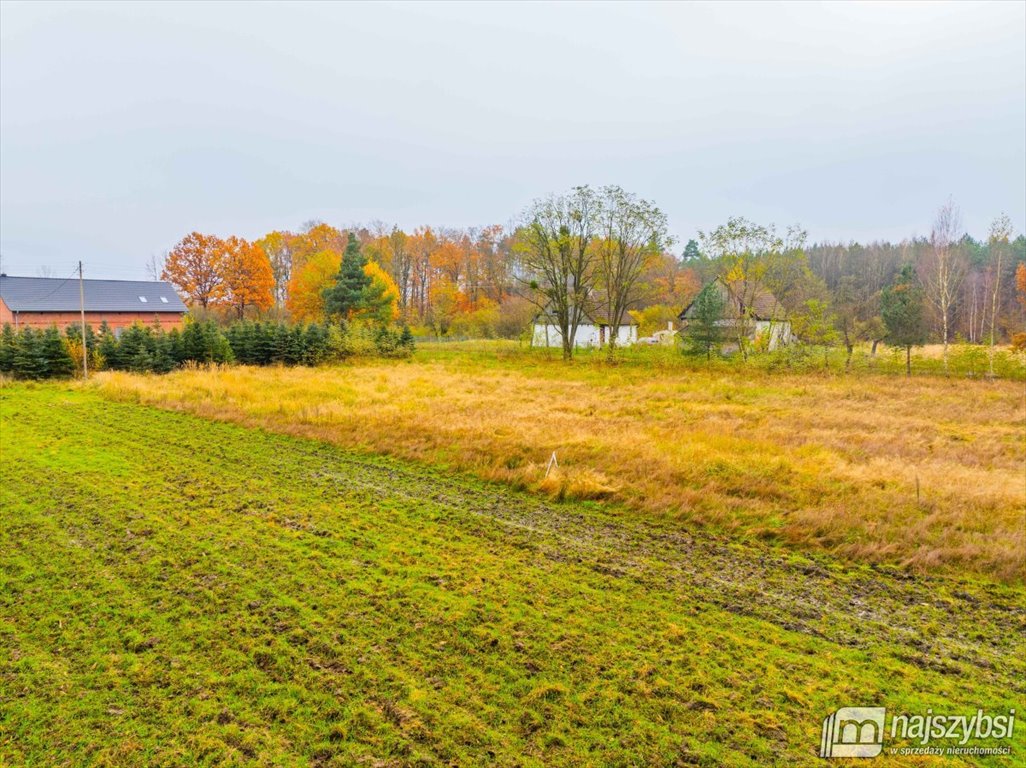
292;223;346;272
162;232;225;309
220;236;274;319
163;232;273;319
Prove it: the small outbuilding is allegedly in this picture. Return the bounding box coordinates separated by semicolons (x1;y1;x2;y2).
0;275;188;331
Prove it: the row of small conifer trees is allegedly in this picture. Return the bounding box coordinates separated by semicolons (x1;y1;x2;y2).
0;319;414;379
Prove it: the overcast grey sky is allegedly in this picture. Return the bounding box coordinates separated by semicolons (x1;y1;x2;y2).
1;1;1024;280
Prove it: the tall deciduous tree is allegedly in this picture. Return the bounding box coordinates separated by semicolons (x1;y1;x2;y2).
220;236;274;319
163;232;224;309
700;217;803;361
921;198;968;373
475;224;511;303
641;251;701;310
881;264;927;376
832;275;883;368
385;226;412;311
362;261;401;324
792;299;839;368
516;186;599;361
287;250;341;322
145;252;167;282
593;185;671;356
255;230;296;312
986;214;1013;375
293;223;346;272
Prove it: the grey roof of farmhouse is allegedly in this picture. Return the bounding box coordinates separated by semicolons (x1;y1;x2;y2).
0;275;188;313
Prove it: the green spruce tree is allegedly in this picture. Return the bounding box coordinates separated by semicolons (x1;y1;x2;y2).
302;324;328;365
96;321;119;369
97;322;121;370
323;232;370;320
151;332;175;373
40;327;74;378
167;327;185;365
0;324;16;375
685;283;727;360
12;328;45;379
399;323;415;351
128;344;155;373
117;325;150;369
285;325;304;365
252;322;275;365
881;264;927;377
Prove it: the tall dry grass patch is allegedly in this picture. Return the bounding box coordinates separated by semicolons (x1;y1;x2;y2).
92;351;1025;581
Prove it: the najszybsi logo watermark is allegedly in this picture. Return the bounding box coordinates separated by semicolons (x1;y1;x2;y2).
820;707;886;758
819;706;1016;759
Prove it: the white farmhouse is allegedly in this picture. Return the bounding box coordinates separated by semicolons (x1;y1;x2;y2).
532;306;638;349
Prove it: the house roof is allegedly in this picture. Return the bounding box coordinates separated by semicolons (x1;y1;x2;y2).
679;278;786;322
0;275;188;313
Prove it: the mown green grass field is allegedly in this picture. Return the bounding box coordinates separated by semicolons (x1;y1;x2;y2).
1;374;1024;767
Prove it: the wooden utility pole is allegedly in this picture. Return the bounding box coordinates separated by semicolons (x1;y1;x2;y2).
78;261;88;379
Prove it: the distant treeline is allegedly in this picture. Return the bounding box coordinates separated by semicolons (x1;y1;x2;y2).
803;232;1025;346
156;194;1026;358
0;320;414;379
682;213;1025;356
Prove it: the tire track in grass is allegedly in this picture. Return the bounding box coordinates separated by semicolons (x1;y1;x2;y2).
55;389;1026;695
4;387;1023;767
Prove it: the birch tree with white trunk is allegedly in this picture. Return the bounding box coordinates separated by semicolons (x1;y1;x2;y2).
986;213;1013;376
921;198;968;373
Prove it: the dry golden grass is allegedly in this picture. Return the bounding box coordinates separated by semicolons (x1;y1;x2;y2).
92;345;1026;581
